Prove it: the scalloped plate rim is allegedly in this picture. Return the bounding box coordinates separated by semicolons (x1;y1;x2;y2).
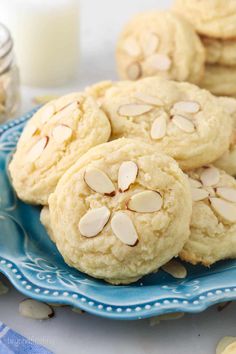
1;109;236;320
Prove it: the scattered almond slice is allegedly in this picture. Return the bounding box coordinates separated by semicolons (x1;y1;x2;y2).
118;103;153;116
126;62;142;80
84;167;115;195
133;92;163;106
210;197;236;223
145;54;171;71
216;337;236;354
123;37;141;57
111;212;138;246
54;101;79;119
172;101;200;114
141;32;159;57
27;137;49;162
150;312;184;326
191;187;209;202
222;342;236;354
118;161;138;192
216;187;236;203
33;95;59;105
188;177;202;188
200;166;220;187
52;124;73;143
127;190;163;213
150;116;167;140
172;115;195;133
162;259;187;279
19;299;54;320
79;206;110;237
41;105;55;124
56;97;80;112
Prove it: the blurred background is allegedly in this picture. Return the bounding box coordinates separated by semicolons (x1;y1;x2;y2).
0;0;172;114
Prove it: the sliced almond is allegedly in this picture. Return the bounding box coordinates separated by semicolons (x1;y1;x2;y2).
133;92;163;106
118;103;153;117
22;124;39;138
127;190;163;213
54;101;79;120
41;105;55;124
188;177;202;188
222;342;236;354
57;99;79;113
123;37;141;57
172;101;200;114
216;187;236;203
141;32;159;57
216;337;236;354
191;187;209;202
210;197;236;223
145;54;171;71
79;206;110;237
200;166;220;187
19;299;54;320
118;161;138;192
205;186;216;197
126;62;142;80
172;115;195;133
27;137;49;162
52;125;73;143
111;212;138;246
84;167;115;195
150;116;167;140
162;259;187;279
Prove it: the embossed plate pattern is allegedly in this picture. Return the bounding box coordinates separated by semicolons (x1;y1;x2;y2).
0;109;236;320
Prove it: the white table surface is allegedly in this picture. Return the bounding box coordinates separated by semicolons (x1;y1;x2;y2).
1;1;236;353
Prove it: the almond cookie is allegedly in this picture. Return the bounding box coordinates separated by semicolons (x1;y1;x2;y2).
100;76;233;170
180;166;236;266
116;11;205;84
173;0;236;39
40;206;55;242
9;93;111;205
214;97;236;176
201;65;236;97
202;37;236;67
48;138;192;284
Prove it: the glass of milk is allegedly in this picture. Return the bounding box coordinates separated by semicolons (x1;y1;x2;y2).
0;0;80;87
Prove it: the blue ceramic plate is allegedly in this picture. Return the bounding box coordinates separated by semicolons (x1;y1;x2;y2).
0;109;236;320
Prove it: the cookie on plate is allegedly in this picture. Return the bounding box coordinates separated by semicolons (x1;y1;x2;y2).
48;138;192;284
116;11;205;83
100;76;233;170
180;166;236;266
9;93;111;205
172;0;236;39
40;206;55;242
214;97;236;176
202;37;236;67
200;65;236;97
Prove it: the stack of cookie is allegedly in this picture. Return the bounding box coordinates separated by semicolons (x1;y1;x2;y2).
9;75;236;284
172;0;236;98
116;10;205;85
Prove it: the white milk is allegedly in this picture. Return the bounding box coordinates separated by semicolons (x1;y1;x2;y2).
0;0;80;87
